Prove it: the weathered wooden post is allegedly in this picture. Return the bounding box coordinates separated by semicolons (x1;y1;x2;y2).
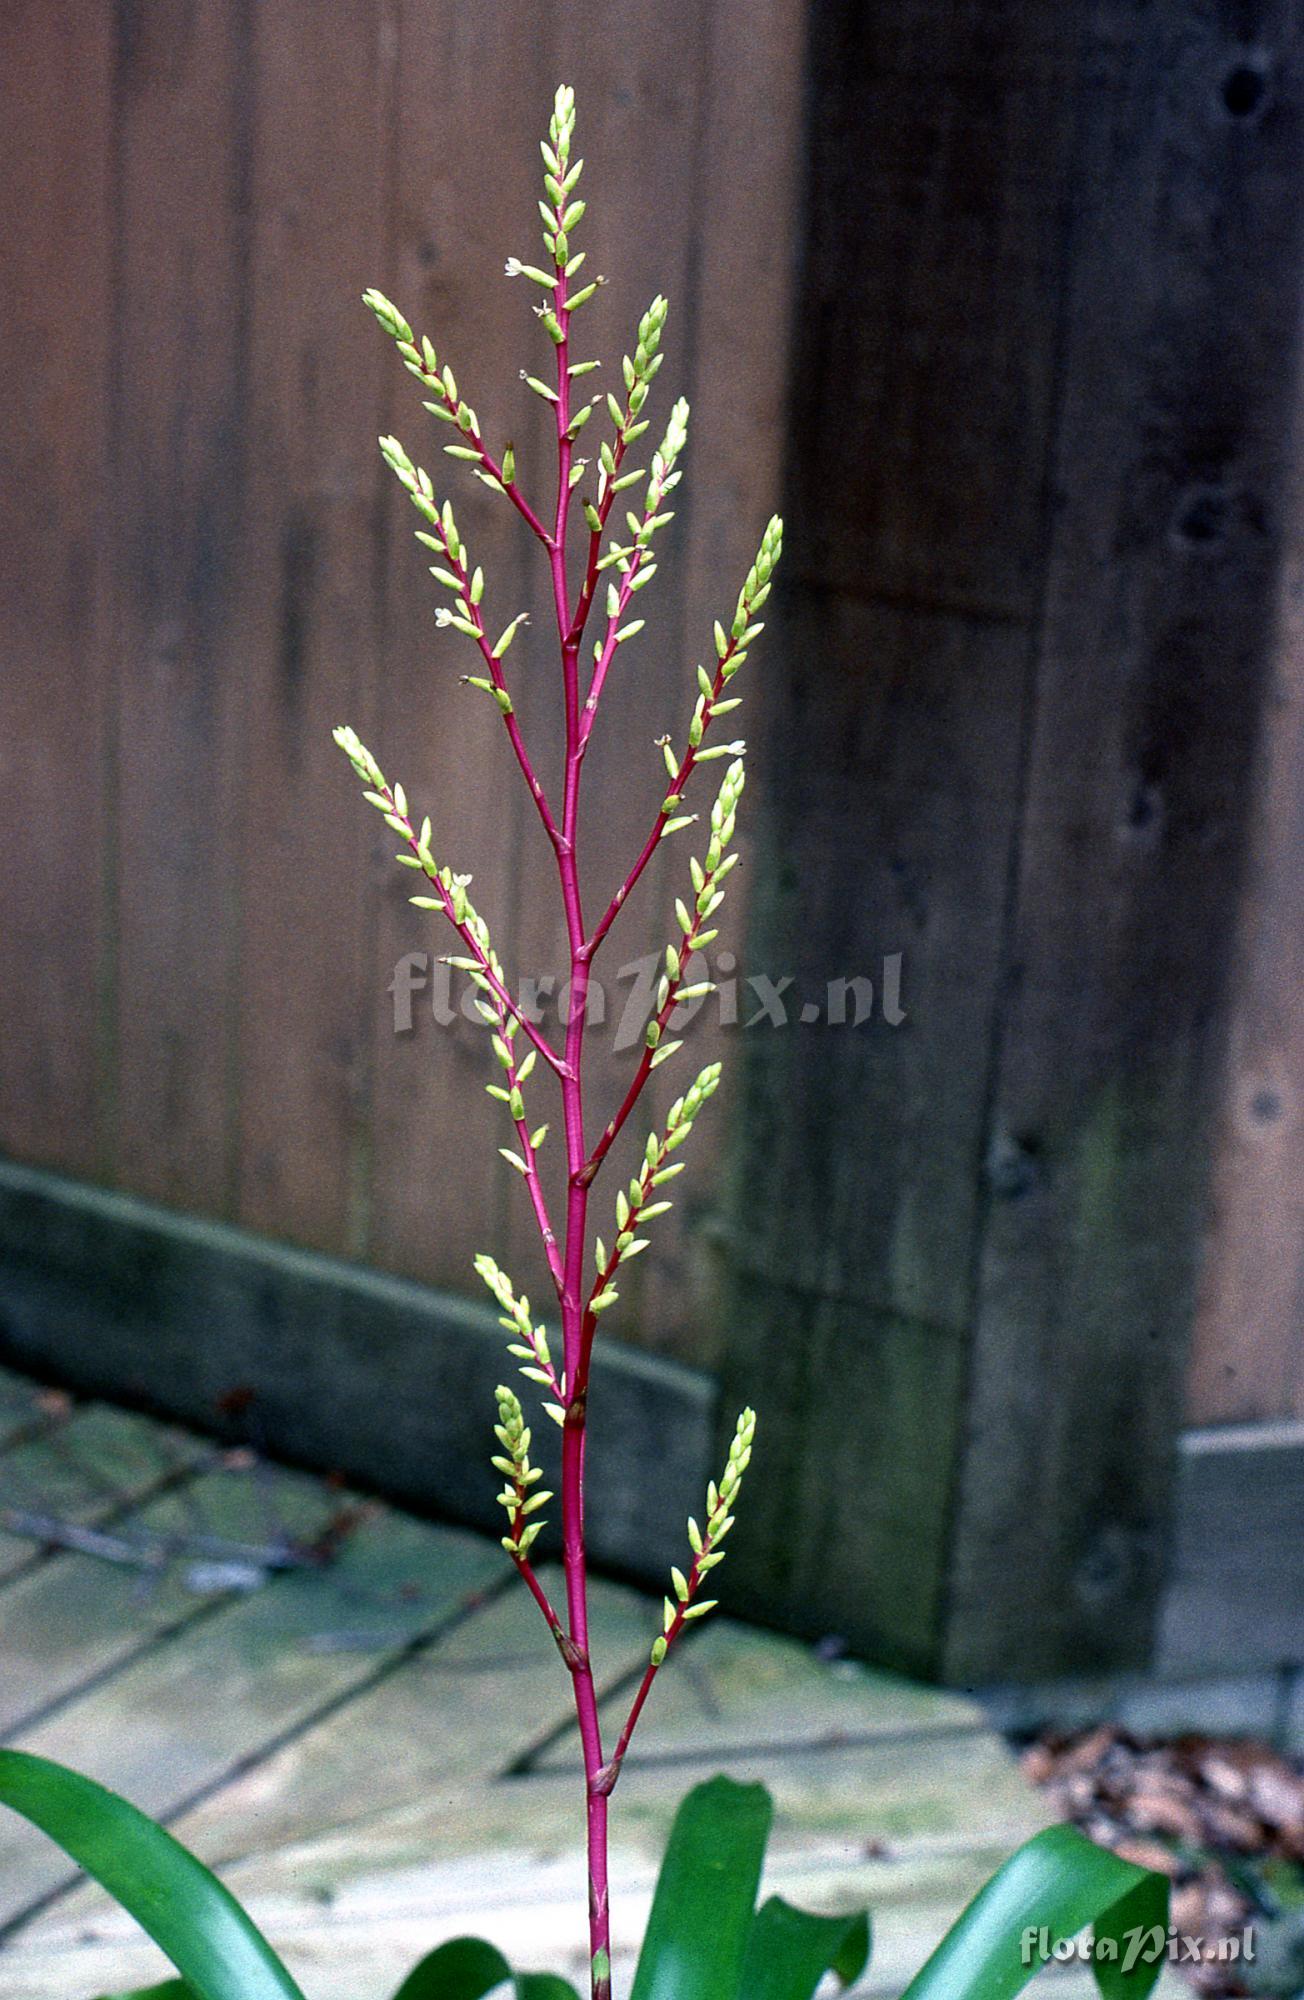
721;0;1304;1680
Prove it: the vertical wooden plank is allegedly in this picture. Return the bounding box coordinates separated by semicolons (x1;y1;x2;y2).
945;0;1304;1680
230;2;393;1255
720;0;1085;1673
108;0;253;1211
623;0;812;1376
1156;1424;1304;1671
362;8;743;1332
1187;336;1304;1425
0;5;113;1176
364;1;551;1292
500;7;719;1325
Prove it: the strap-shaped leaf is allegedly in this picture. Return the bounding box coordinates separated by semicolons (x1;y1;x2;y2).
899;1823;1170;2000
391;1937;579;2000
0;1750;306;2000
93;1985;196;2000
630;1775;773;2000
392;1938;515;2000
739;1896;870;1999
1091;1872;1171;2000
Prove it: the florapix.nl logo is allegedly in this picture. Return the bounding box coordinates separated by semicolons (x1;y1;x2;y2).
388;949;907;1049
1021;1925;1255;1973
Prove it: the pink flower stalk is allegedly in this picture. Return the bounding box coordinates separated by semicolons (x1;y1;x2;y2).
337;85;779;2000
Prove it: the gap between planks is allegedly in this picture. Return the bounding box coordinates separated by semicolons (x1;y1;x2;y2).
0;1372;1048;2000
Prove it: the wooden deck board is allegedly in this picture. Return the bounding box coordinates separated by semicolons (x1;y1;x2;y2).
0;1501;501;1922
531;1618;989;1773
6;1773;1057;2000
0;1402;205;1587
0;1389;1055;1997
0;1370;56;1453
4;1837;1051;2000
160;1568;658;1873
0;1455;461;1744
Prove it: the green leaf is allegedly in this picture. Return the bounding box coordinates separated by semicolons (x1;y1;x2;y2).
391;1937;514;2000
740;1896;870;1999
898;1822;1169;2000
630;1775;773;2000
93;1985;197;2000
1091;1872;1171;2000
390;1938;579;2000
0;1750;306;2000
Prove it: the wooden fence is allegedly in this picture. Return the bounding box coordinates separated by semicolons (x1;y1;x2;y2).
4;0;1304;1682
0;0;803;1378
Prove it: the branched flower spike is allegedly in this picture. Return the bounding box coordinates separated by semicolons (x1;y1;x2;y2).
589;1064;722;1322
592;1408;757;1800
656;1404;757;1662
492;1384;552;1560
476;1253;562;1403
0;73;1176;2000
339;86;781;2000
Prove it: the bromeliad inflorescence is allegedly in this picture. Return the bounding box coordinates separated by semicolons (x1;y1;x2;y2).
337;84;778;2000
0;69;1178;2000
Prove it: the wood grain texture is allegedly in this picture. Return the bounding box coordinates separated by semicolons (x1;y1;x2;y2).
0;5;809;1648
1;1820;1060;2000
1187;291;1304;1424
0;1157;716;1584
637;0;811;1375
0;1404;1046;1995
107;0;254;1211
0;4;113;1177
503;2;714;1327
1156;1421;1304;1672
7;0;1303;1683
0;1402;203;1589
783;3;1072;622
945;0;1304;1681
718;0;1304;1677
363;0;545;1293
719;0;1086;1673
0;1457;352;1741
534;1617;986;1771
0;0;808;1371
229;1;393;1256
0;1507;499;1928
164;1568;653;1870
